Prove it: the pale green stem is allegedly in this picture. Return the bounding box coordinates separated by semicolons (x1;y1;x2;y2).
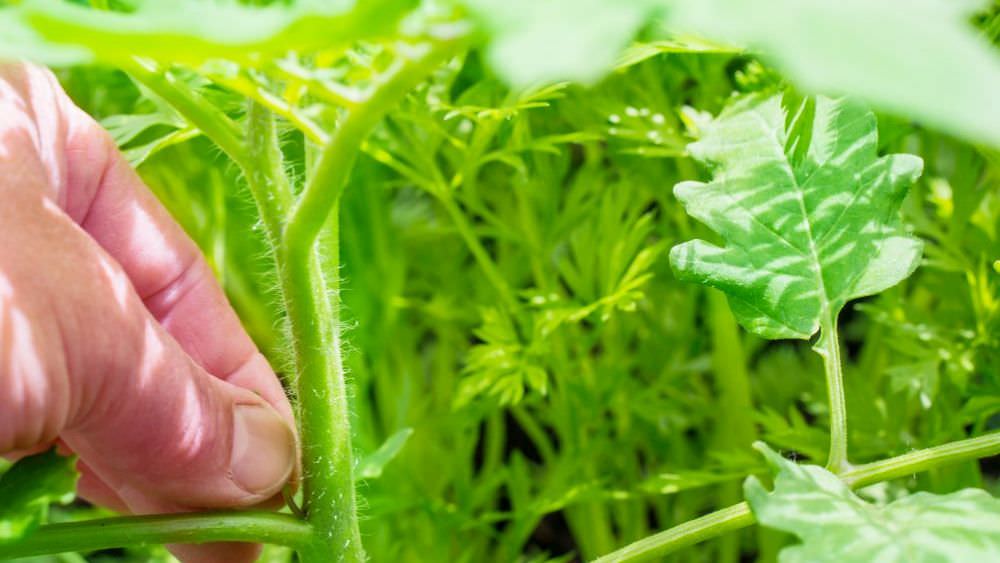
120;59;250;171
279;213;361;563
591;503;754;563
278;44;458;563
245;101;294;244
818;312;849;473
0;512;312;559
283;43;453;257
592;431;1000;563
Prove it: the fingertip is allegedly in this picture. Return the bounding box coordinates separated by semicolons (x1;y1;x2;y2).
226;353;295;427
230;403;296;498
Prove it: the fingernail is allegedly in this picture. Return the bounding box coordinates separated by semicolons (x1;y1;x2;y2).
231;404;295;496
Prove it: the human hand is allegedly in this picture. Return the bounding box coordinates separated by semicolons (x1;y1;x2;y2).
0;63;297;562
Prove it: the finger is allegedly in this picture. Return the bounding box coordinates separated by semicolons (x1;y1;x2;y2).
76;460;130;514
0;62;291;425
64;118;293;422
1;190;295;542
5;75;293;425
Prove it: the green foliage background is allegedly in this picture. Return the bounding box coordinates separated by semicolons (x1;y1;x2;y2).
2;0;1000;561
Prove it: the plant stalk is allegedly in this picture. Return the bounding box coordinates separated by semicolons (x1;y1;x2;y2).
818;313;849;473
0;512;312;559
277;44;458;562
120;58;250;171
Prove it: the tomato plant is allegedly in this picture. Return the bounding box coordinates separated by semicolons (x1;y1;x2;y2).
1;1;999;562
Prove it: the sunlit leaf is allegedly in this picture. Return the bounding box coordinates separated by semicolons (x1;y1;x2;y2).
670;0;1000;146
5;0;414;66
461;0;664;87
746;442;1000;562
670;94;923;340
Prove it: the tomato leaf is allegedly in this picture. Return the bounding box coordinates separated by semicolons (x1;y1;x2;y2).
5;0;414;66
670;0;1000;147
746;442;1000;562
669;94;922;340
461;0;665;87
0;449;79;545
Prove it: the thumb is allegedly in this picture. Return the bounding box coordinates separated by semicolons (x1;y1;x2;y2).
60;287;297;511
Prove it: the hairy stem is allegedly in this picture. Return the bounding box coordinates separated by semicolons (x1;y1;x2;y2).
121;58;250;170
0;512;312;559
278;44;457;562
280;220;360;562
245;101;294;244
818;313;849;473
283;43;453;256
592;431;1000;563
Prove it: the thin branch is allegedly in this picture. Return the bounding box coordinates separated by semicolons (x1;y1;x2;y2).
0;512;312;559
282;41;456;261
245;101;295;245
271;59;366;108
122;58;251;170
206;70;330;145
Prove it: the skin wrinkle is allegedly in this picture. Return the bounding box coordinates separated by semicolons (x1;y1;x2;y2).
64;119;112;226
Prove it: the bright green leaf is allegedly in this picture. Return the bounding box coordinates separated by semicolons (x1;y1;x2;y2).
670;0;1000;146
4;0;414;66
0;9;87;64
0;449;79;545
461;0;665;87
746;442;1000;562
669;94;922;340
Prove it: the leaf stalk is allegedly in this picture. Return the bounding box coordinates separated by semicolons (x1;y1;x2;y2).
818;313;849;473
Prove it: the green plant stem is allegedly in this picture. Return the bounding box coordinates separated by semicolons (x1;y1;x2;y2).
844;431;1000;488
280;219;360;563
592;431;1000;563
0;512;312;559
284;43;452;256
818;313;849;473
277;44;457;563
592;503;754;563
245;101;294;245
120;58;250;170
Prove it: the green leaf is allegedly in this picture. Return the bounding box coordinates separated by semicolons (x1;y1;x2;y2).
461;0;665;87
669;94;923;340
746;442;1000;562
669;0;1000;147
0;9;87;64
0;449;79;545
4;0;414;66
356;428;414;480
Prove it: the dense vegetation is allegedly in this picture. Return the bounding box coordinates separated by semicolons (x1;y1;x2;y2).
1;1;999;562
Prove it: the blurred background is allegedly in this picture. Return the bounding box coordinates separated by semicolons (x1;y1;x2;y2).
12;3;1000;561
